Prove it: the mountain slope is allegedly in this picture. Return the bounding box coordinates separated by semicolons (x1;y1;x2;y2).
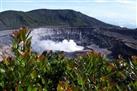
0;9;116;30
0;9;137;58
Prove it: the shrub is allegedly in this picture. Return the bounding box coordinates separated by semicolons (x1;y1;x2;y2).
0;27;136;91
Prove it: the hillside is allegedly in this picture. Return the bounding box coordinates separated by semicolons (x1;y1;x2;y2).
0;9;117;30
0;9;137;59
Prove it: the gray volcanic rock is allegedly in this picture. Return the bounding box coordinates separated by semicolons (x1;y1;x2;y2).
0;30;13;46
0;9;137;59
31;27;137;59
0;27;137;59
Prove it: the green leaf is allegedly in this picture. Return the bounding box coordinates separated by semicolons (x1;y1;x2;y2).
32;88;38;91
27;85;33;91
18;85;23;91
31;70;37;79
0;68;5;73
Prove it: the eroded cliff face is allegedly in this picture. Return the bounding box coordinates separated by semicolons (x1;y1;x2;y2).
0;9;136;59
0;27;137;59
31;27;137;58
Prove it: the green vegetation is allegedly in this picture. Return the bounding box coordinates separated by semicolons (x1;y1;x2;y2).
0;27;137;91
0;9;114;30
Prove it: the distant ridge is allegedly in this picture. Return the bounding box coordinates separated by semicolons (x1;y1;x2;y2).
0;9;118;30
0;9;137;58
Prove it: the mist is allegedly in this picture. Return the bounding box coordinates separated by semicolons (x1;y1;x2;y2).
30;29;84;53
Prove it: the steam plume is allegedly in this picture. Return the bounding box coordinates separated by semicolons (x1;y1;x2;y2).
30;29;84;53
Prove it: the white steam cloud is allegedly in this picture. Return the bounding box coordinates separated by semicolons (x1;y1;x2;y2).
30;29;84;53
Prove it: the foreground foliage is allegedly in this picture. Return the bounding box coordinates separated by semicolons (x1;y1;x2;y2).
0;27;137;91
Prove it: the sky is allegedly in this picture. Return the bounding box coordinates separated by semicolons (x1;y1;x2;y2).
0;0;136;28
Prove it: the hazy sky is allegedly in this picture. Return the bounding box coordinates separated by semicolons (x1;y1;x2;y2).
0;0;136;28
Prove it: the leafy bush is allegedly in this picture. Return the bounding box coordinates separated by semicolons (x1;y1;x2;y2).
0;27;137;91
